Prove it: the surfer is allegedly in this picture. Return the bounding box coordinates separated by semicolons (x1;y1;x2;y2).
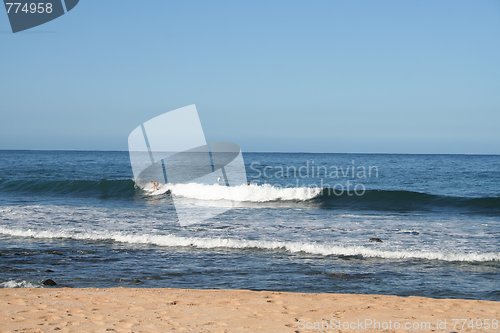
152;181;160;191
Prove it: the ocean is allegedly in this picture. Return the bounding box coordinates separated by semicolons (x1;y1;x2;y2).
0;150;498;300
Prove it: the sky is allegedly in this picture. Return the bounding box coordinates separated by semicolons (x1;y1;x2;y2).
0;0;499;153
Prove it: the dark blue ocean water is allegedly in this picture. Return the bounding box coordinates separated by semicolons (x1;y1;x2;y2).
0;151;499;300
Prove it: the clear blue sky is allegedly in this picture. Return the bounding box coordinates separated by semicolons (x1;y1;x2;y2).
1;0;499;153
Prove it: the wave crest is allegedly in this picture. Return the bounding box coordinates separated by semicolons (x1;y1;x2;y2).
145;183;322;202
0;178;136;199
0;227;498;263
1;178;499;214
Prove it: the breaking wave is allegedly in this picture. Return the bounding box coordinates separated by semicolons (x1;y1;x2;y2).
0;227;498;263
145;183;322;202
1;178;499;214
0;280;40;288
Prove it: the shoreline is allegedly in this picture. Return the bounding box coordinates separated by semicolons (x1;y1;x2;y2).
1;288;498;333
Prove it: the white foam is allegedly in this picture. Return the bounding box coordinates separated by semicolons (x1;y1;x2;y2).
395;229;420;234
0;280;40;288
0;226;498;262
143;183;322;202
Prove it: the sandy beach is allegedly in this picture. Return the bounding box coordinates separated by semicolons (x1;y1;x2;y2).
0;288;498;333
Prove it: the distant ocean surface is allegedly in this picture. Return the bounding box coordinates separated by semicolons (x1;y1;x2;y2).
0;151;499;300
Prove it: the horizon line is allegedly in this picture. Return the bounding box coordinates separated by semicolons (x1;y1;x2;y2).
0;149;499;156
